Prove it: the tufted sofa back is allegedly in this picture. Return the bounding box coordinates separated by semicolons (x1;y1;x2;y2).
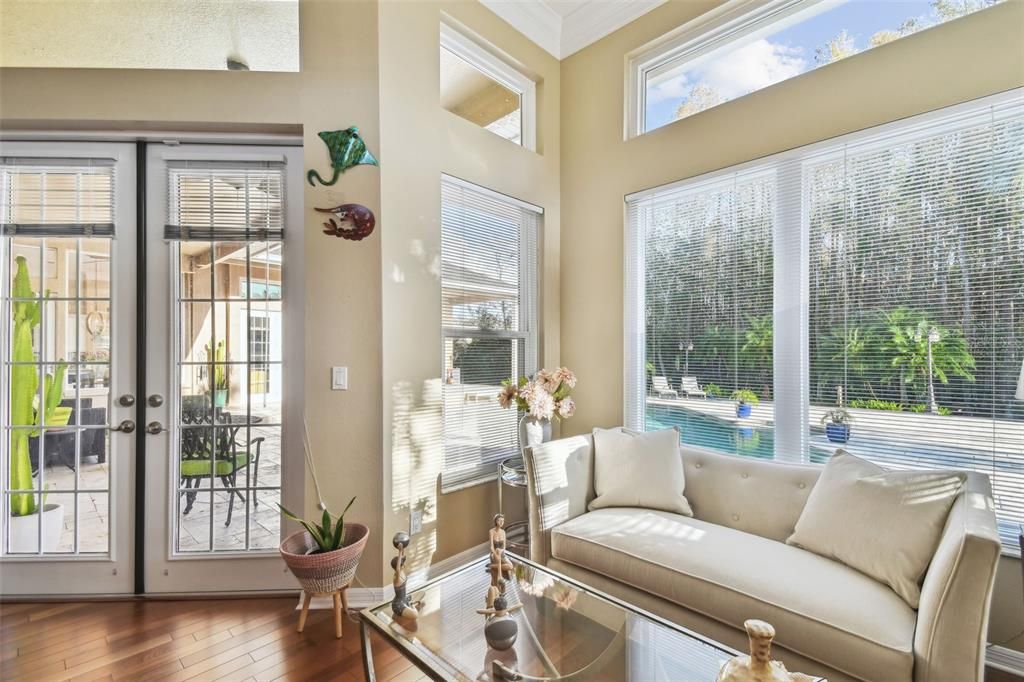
680;445;821;542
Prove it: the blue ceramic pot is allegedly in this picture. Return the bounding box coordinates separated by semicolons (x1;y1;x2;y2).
825;423;850;444
736;403;752;418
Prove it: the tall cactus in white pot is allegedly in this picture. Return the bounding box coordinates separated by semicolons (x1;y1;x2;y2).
9;256;68;552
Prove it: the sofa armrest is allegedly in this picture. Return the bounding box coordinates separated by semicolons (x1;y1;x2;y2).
914;472;1000;682
523;434;595;565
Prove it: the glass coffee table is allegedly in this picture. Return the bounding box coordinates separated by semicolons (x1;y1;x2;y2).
360;553;753;681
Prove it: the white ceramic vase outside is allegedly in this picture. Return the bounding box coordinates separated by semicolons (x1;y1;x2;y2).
8;503;64;553
518;414;552;452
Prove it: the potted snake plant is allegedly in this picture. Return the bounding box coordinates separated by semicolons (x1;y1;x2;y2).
821;408;853;444
278;496;368;596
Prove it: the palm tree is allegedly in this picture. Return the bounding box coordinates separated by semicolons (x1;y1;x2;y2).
882;309;976;407
741;315;773;399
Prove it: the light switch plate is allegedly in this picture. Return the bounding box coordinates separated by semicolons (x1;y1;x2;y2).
410;509;423;535
331;367;348;390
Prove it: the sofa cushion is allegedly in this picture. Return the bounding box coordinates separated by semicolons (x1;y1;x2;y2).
590;427;693;516
787;450;964;608
551;508;916;682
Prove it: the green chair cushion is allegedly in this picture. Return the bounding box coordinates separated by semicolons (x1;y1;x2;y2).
180;452;250;477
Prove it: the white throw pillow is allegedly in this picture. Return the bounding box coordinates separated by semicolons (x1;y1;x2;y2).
787;450;964;608
589;427;693;516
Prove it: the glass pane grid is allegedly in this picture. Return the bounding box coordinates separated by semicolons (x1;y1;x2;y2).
2;233;112;557
173;237;283;554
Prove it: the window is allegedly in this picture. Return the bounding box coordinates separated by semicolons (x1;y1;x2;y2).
626;90;1024;548
629;0;1004;137
440;20;536;149
441;175;540;489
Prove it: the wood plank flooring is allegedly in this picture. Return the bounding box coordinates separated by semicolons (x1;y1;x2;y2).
0;597;423;681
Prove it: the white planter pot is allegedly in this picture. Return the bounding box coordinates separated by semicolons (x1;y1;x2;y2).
8;503;64;553
518;415;552;451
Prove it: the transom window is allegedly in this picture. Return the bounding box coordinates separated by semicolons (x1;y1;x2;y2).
629;0;1005;137
440;175;540;490
625;91;1024;550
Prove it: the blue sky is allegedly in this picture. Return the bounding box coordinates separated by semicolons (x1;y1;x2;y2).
645;0;961;130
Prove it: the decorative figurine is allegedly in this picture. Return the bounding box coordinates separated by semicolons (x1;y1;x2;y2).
476;596;523;651
488;514;514;587
315;203;376;241
717;620;815;682
390;532;419;620
307;126;379;186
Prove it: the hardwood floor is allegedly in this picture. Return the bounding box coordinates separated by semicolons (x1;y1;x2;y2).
0;597;423;681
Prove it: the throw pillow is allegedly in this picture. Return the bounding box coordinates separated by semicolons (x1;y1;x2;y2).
787;450;964;608
589;427;693;516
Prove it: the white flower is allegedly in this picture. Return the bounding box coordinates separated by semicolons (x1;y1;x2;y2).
498;384;517;409
552;367;577;389
557;397;575;419
528;387;555;421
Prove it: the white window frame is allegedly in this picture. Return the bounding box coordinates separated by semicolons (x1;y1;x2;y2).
625;88;1024;554
440;174;542;491
441;18;537;151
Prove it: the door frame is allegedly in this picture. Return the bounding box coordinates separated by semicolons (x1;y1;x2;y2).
142;142;304;594
0;133;305;597
0;140;137;595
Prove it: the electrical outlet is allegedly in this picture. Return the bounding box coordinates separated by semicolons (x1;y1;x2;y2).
410;509;423;535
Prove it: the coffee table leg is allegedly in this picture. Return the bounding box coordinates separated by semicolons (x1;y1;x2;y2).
360;619;376;682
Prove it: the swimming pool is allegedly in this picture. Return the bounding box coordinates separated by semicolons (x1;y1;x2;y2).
645;403;831;463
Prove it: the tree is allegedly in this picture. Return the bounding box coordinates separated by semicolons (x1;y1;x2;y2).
815;30;857;65
881;309;976;405
452;306;514;384
675;82;727;120
869;30;902;48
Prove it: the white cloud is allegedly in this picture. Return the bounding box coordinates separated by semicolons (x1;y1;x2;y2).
647;74;691;105
699;39;808;99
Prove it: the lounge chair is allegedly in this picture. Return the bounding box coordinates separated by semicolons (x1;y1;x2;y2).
680;376;707;399
651;376;678;399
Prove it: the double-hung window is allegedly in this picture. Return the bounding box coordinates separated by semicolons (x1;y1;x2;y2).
629;0;1005;137
441;175;540;490
626;90;1024;548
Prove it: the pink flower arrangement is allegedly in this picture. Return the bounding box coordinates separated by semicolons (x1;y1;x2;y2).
499;367;577;421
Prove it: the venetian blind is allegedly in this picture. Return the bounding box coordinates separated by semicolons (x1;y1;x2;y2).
0;157;116;237
806;97;1024;547
441;175;540;490
165;160;286;241
625;168;777;456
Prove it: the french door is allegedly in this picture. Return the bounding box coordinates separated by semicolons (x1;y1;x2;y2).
0;139;303;595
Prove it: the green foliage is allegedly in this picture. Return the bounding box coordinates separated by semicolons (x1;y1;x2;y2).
820;408;852;425
703;383;725;398
205;340;228;390
731;389;760;406
849;399;903;411
882;310;976;394
9;257;68;517
278;496;357;554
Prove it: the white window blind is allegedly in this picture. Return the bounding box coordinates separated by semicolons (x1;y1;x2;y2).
1;158;116;237
626;90;1024;550
441;175;540;490
165;160;286;241
625;169;777;457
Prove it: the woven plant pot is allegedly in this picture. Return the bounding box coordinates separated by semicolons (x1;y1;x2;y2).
280;523;368;594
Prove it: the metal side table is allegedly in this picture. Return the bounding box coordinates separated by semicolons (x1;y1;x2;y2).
497;456;530;558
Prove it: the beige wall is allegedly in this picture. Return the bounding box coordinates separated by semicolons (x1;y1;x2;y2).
559;0;1024;647
378;1;559;582
0;0;385;584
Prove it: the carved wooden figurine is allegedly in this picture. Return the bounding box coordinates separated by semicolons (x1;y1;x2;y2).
390;532;419;620
488;513;514;587
717;620;815;682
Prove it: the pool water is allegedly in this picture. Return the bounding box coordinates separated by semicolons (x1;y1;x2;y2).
646;404;830;463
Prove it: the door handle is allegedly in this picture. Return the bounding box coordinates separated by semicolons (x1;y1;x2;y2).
110;419;136;434
146;421;168;435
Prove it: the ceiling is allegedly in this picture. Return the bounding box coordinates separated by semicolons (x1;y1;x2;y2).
479;0;667;59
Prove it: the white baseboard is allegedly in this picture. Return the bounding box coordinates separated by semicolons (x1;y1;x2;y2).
297;541;489;611
988;645;1024;675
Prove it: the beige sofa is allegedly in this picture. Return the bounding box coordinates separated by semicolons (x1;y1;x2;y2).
523;434;1000;682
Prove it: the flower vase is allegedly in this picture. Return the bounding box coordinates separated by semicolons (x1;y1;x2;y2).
518;414;552;452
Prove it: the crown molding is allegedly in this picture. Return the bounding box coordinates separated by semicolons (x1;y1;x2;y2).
480;1;564;59
480;0;666;60
560;1;667;58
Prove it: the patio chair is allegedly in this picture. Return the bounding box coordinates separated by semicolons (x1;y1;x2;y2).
179;397;264;527
680;376;707;399
651;376;678;399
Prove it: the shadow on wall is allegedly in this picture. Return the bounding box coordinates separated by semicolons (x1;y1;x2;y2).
390;377;444;571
